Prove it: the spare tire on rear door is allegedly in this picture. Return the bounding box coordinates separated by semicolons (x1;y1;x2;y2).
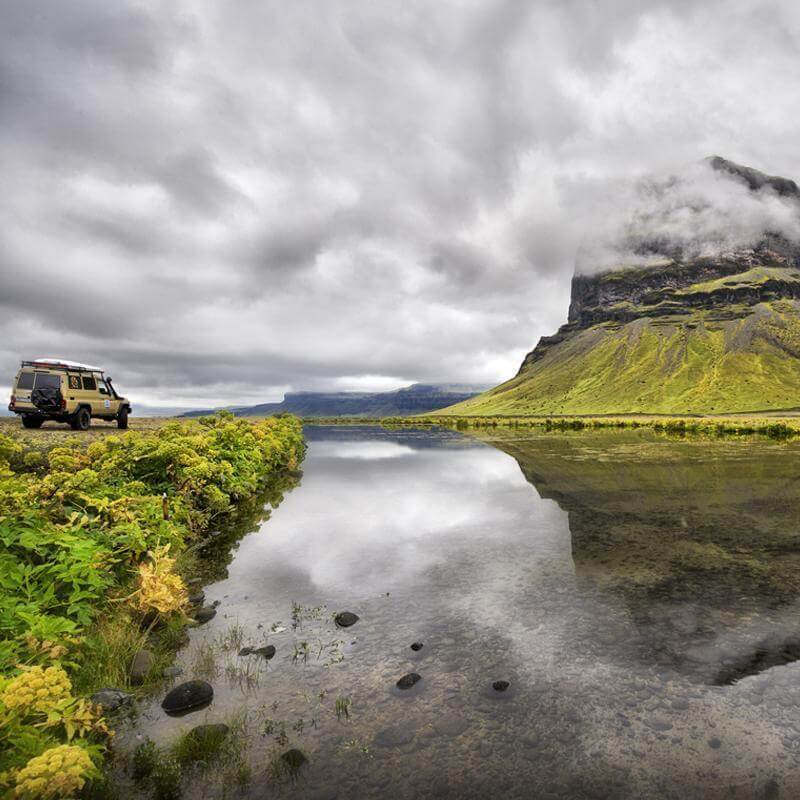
31;386;63;413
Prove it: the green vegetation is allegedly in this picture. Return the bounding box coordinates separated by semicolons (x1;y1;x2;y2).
0;413;304;795
334;695;351;721
378;414;800;439
440;301;800;416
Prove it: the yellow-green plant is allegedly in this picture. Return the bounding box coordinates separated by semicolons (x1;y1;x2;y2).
0;413;305;786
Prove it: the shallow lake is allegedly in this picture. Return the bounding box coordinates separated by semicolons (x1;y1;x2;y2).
124;425;800;799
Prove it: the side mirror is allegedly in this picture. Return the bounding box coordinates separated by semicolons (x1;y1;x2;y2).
106;377;113;383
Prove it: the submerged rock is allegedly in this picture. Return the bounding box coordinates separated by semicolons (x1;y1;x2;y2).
396;673;422;690
90;688;132;712
161;680;213;714
163;666;184;679
182;723;229;759
410;642;424;652
281;748;307;774
255;645;276;660
188;590;205;606
129;650;154;686
334;611;359;628
492;680;510;693
374;726;415;748
194;606;217;624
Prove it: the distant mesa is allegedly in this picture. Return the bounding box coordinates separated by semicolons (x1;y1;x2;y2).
441;157;800;416
182;382;489;418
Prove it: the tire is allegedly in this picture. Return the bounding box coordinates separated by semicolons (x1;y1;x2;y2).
21;415;43;429
70;407;91;431
117;407;129;429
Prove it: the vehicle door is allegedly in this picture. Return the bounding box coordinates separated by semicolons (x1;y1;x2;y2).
95;373;119;416
65;372;83;413
76;372;102;415
14;370;35;409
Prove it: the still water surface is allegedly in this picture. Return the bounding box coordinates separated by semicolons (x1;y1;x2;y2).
129;425;800;799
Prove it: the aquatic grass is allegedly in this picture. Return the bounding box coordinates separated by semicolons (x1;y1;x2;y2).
151;757;182;800
131;739;160;784
334;695;351;721
292;641;310;665
172;724;230;769
224;656;261;690
218;623;245;653
190;640;219;680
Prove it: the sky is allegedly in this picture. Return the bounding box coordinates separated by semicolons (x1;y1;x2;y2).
2;0;800;408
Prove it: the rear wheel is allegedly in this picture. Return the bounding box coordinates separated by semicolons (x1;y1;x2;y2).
21;415;43;429
117;407;129;429
70;407;91;431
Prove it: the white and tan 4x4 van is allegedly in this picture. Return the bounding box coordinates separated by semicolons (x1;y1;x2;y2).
8;359;132;430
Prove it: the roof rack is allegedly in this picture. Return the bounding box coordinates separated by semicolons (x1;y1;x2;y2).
21;359;104;373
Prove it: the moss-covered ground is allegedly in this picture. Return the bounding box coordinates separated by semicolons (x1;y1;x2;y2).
439;300;800;416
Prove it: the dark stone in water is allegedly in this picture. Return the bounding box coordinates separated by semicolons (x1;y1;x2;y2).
492;680;510;692
708;737;722;749
188;590;205;606
194;606;217;624
335;611;359;628
410;642;424;651
396;673;421;690
90;688;132;712
161;680;213;714
255;645;276;660
129;649;154;686
281;748;307;773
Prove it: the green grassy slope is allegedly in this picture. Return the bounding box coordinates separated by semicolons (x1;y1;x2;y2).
443;300;800;415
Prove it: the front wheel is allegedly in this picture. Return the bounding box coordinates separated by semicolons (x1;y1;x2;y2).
21;415;43;429
117;407;129;429
70;408;91;431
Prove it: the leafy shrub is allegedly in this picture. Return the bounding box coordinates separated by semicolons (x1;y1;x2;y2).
0;413;304;788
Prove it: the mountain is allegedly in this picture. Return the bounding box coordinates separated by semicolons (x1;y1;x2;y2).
182;383;488;418
442;158;800;416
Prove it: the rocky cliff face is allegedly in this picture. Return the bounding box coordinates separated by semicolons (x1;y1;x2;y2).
441;158;800;416
520;246;800;373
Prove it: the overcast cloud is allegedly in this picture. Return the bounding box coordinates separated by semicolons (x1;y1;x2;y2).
2;0;800;407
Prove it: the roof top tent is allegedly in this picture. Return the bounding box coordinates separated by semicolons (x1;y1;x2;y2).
22;359;105;374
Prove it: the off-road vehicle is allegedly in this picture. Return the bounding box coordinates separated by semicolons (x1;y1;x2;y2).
8;359;132;430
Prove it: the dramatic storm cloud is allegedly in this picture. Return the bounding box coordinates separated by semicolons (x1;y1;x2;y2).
2;0;800;406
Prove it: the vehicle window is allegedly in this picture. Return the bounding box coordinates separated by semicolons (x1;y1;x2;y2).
16;372;34;390
34;373;61;390
68;375;81;390
82;376;97;391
